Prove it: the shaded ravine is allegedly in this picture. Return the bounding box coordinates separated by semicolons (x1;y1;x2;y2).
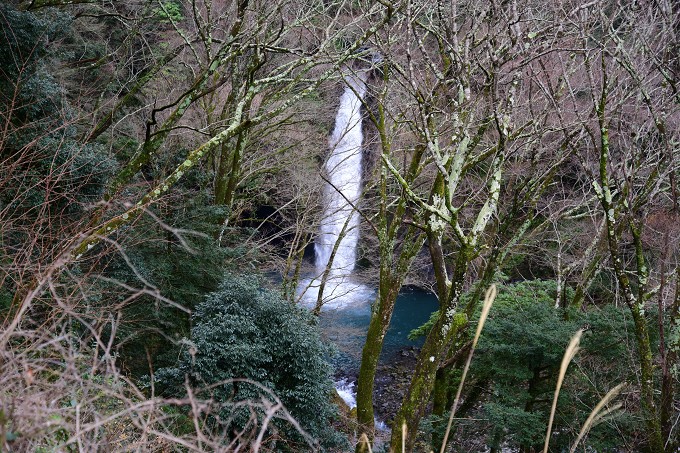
296;65;439;438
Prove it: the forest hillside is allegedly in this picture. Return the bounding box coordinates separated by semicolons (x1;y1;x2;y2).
1;0;679;452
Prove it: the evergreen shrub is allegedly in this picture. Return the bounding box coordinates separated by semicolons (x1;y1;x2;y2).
413;280;637;451
156;274;344;451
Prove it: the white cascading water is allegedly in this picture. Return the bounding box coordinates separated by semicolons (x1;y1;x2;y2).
308;69;370;308
335;378;388;431
316;71;367;273
308;64;389;436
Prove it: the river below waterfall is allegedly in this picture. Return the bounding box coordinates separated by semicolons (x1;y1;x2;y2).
319;286;439;375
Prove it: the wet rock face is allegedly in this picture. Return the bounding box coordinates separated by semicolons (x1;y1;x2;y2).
372;347;420;423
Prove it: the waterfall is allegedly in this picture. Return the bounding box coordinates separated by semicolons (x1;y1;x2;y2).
299;69;371;309
315;71;368;276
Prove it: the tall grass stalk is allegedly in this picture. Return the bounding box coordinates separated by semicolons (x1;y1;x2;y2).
543;329;582;453
439;284;497;453
569;383;625;453
358;433;373;453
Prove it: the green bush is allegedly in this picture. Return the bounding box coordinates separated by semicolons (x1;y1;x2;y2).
414;280;637;452
152;1;184;23
156;274;344;451
107;199;250;376
470;281;636;451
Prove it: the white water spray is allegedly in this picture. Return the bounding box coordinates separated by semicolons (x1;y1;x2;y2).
315;71;367;274
334;378;388;431
303;70;370;307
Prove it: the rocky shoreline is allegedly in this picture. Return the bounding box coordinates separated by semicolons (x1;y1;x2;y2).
371;347;420;423
334;346;420;423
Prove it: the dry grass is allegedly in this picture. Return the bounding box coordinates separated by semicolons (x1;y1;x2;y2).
439;284;497;453
543;329;582;453
0;317;317;452
0;320;317;452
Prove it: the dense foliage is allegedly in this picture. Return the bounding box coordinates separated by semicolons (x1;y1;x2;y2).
413;281;640;451
471;281;637;451
156;275;343;451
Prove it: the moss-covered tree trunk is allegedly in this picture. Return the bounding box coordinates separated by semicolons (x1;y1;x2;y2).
593;89;664;452
662;267;680;450
355;77;426;450
386;109;507;450
389;244;471;452
355;280;400;451
214;130;248;207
